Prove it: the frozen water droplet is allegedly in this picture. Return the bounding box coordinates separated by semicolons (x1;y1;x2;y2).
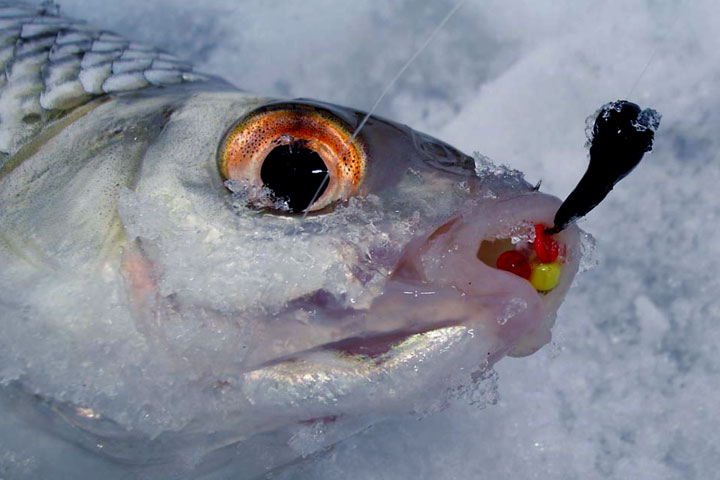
473;153;525;183
455;180;471;194
498;297;527;325
509;221;535;244
579;231;598;272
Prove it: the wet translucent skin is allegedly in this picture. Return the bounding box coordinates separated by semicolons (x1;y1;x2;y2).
0;9;580;480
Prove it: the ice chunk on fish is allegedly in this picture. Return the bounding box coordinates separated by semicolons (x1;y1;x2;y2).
0;2;581;478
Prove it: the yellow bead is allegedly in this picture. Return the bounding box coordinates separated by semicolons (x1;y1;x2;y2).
530;262;562;292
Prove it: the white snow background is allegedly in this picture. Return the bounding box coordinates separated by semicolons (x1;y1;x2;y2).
11;0;720;478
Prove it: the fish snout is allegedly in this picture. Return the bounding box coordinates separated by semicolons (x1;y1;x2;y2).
389;192;581;358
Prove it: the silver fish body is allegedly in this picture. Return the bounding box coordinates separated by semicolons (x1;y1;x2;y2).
0;3;581;478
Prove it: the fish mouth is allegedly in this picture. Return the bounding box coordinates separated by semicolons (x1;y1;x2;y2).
379;190;581;358
246;191;580;375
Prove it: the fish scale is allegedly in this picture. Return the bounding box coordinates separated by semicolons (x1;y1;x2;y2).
0;1;212;159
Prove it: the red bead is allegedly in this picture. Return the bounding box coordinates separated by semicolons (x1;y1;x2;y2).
496;250;531;279
534;224;559;263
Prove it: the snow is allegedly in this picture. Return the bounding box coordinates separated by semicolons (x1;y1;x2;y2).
5;0;720;479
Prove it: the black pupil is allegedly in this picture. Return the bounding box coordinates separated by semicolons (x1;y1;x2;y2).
260;142;329;212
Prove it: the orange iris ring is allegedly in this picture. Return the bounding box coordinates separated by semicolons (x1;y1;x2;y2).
219;107;367;211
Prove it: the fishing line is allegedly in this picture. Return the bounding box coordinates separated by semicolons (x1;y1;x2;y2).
626;0;684;99
626;48;660;100
302;0;467;219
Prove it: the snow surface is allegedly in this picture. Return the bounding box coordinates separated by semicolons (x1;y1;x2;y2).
7;0;720;478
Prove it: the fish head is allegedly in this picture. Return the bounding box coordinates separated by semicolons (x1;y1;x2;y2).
0;89;580;469
113;92;580;415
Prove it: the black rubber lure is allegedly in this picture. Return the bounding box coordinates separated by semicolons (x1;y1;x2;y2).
547;100;661;234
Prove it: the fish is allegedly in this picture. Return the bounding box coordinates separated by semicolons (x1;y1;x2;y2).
0;2;582;478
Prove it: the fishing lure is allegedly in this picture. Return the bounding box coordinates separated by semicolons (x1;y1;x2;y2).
548;100;661;234
495;100;660;291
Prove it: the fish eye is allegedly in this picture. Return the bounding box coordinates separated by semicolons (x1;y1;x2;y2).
218;103;367;213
